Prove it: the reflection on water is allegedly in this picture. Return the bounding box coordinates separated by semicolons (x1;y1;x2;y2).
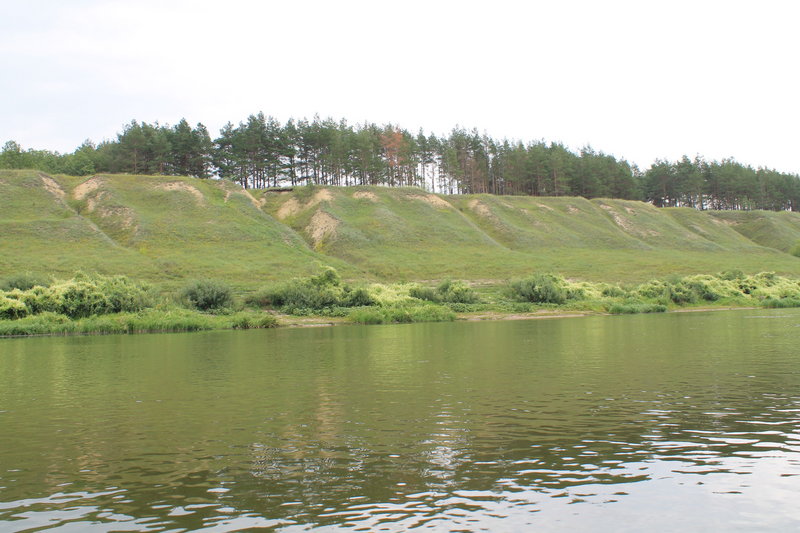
1;309;800;531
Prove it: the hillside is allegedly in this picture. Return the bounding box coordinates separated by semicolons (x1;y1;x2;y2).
2;169;799;287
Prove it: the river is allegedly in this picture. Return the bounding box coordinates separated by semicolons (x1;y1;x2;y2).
1;309;799;531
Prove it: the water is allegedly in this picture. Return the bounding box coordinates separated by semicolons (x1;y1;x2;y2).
1;309;799;531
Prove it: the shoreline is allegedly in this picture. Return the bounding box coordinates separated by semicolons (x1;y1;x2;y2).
0;304;786;339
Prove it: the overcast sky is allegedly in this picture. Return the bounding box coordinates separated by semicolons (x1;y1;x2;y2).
2;0;799;173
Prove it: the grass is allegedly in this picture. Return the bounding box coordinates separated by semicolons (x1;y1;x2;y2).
3;169;800;295
0;308;278;337
348;303;456;324
3;268;800;335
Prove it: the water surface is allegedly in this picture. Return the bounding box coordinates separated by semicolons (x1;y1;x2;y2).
1;309;799;531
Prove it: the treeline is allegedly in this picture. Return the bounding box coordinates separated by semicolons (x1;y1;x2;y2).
3;114;800;210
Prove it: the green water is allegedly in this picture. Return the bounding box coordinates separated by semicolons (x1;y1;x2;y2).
1;310;799;531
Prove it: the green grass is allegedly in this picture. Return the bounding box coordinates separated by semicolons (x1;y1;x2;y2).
348;303;456;324
3;170;800;293
0;308;278;337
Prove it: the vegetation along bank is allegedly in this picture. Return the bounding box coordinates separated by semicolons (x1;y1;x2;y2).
2;169;800;336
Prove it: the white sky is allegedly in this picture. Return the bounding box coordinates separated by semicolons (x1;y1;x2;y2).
2;0;799;173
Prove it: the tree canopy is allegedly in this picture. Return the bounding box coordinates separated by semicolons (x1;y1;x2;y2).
3;115;799;211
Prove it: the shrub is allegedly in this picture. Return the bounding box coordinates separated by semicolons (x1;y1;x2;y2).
409;285;438;302
508;274;568;304
0;273;51;291
409;279;479;304
309;266;341;287
0;294;29;319
5;274;156;319
601;285;627;298
342;287;375;307
180;280;233;311
719;269;745;281
636;279;669;300
247;267;375;312
436;279;479;304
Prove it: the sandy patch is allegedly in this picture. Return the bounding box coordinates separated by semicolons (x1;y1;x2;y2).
537;203;555;212
40;175;66;201
313;189;333;203
566;204;580;214
277;197;302;219
217;180;265;209
156;181;205;205
306;210;339;247
624;206;637;214
468;198;492;217
353;191;378;202
410;193;452;209
599;203;659;237
73;176;104;200
277;188;333;219
85;192;109;213
241;189;264;209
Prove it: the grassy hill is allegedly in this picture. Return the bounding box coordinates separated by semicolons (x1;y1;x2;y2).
2;169;799;288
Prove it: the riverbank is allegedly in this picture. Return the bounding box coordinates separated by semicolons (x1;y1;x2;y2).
0;308;277;338
2;269;799;338
0;302;783;339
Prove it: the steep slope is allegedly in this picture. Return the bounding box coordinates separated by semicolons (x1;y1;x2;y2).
262;186;800;282
0;171;346;288
260;186;537;279
707;210;800;253
2;170;799;286
0;170;150;277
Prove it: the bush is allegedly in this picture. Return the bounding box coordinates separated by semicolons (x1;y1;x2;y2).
2;274;154;319
247;267;375;313
508;274;568;304
436;279;480;304
409;285;438;302
409;280;479;304
601;285;627;298
342;287;375;307
0;294;29;319
180;280;233;311
0;273;50;291
719;269;745;281
667;281;698;304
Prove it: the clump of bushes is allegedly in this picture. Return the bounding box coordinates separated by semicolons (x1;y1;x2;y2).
409;279;479;304
0;273;154;319
247;267;375;313
0;272;51;291
0;308;278;337
507;273;576;305
179;279;234;311
0;294;29;319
